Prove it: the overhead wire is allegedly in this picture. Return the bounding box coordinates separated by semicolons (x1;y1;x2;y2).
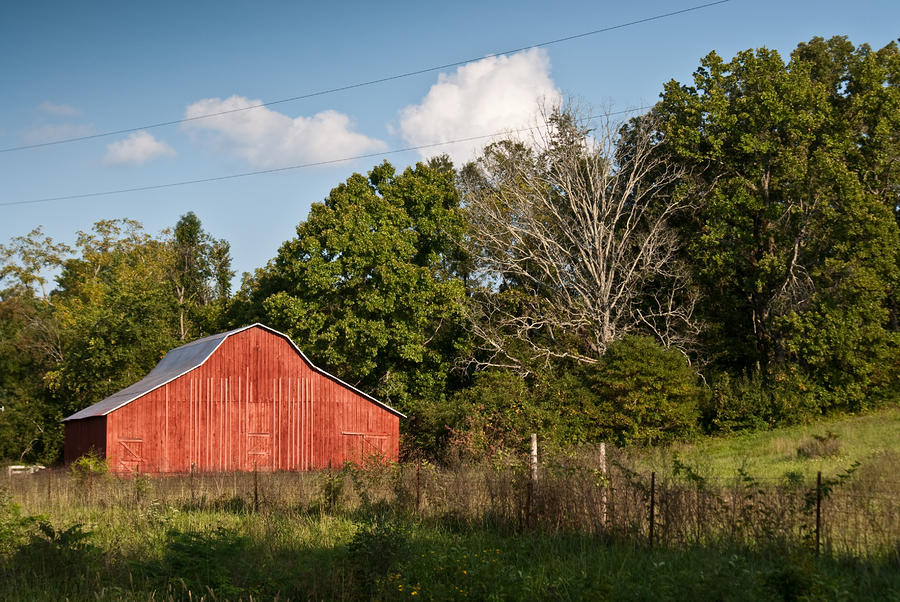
0;107;653;207
0;0;731;154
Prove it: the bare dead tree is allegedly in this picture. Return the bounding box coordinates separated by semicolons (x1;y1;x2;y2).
460;108;699;372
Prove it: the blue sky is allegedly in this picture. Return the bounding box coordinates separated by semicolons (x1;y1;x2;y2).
2;0;898;281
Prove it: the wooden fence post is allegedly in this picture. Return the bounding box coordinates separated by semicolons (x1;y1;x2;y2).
526;433;538;527
649;471;656;549
815;471;822;557
599;442;608;529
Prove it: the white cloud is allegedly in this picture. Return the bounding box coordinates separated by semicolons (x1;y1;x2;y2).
397;48;562;165
22;122;94;144
182;96;386;168
37;101;81;116
103;131;176;166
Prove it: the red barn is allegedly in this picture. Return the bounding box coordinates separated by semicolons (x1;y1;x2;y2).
63;324;402;473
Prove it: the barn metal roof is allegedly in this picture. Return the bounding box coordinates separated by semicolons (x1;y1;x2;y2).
63;323;405;421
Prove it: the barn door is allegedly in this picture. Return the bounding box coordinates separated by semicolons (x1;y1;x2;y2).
341;433;389;465
246;402;272;469
118;438;143;473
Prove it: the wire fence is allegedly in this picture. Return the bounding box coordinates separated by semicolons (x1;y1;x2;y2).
4;450;899;561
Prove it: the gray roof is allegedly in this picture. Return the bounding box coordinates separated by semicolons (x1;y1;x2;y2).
63;323;404;421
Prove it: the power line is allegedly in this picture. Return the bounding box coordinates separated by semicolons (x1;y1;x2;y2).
0;107;652;207
0;0;731;154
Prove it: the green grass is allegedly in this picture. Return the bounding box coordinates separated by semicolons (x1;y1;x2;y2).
1;500;898;601
647;404;900;483
3;405;900;600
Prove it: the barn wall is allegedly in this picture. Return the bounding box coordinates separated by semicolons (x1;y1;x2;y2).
103;326;400;473
63;416;107;464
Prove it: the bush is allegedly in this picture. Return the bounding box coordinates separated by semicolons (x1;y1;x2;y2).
701;371;774;434
590;336;701;445
796;431;842;459
446;371;547;459
0;493;36;560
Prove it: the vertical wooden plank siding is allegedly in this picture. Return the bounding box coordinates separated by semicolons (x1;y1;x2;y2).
93;326;399;473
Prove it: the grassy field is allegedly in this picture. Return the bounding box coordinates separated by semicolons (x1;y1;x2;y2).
647;403;900;482
1;500;898;601
1;405;899;600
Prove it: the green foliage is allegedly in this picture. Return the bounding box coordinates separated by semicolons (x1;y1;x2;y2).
446;371;547;458
70;450;109;479
141;527;251;599
0;294;60;463
590;336;701;446
46;220;181;417
0;492;37;560
700;367;822;434
172;211;234;341
347;511;409;595
0;215;233;463
657;36;900;414
13;521;102;580
242;158;469;451
701;371;776;433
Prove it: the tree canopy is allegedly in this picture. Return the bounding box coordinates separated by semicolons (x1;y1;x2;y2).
237;158;468;450
655;36;900;412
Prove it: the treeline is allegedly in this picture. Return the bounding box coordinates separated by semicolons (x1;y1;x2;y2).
2;36;898;463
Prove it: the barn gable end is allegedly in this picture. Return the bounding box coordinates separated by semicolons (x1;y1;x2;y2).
63;324;402;473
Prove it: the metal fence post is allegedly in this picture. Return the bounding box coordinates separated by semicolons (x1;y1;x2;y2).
815;471;822;557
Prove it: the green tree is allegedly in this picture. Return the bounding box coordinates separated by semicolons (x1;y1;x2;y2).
0;294;60;463
0;217;235;463
242;159;468;452
655;37;900;410
0;228;72;462
45;219;181;418
172;211;234;340
591;336;701;446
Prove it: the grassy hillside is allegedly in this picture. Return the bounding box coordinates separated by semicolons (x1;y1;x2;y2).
635;404;900;483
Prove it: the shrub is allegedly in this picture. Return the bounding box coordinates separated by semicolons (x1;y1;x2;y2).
446;371;547;459
0;493;37;559
796;431;842;459
700;366;822;434
701;371;774;433
70;450;109;498
590;336;701;445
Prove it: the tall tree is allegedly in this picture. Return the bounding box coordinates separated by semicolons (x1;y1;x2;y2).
656;37;900;408
172;211;234;340
460;108;698;373
46;219;181;418
0;217;235;462
241;159;467;448
0;228;71;463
